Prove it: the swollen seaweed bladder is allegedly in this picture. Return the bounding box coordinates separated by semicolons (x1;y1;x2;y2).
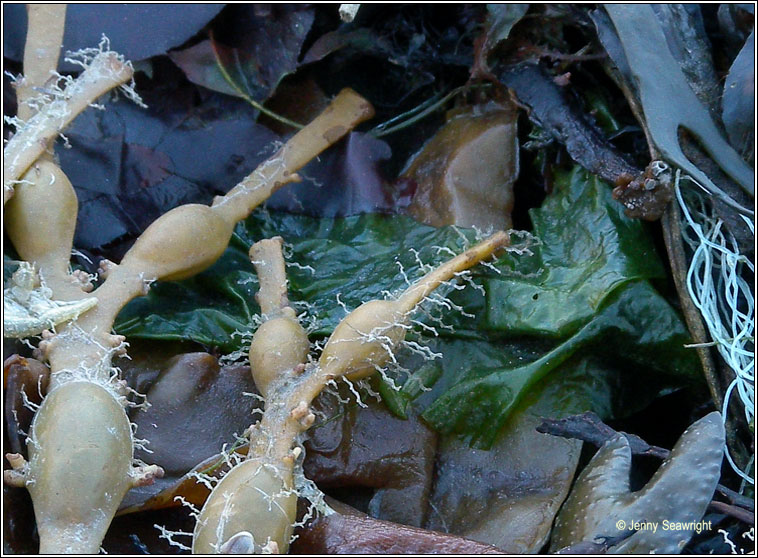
3;8;375;550
191;231;510;553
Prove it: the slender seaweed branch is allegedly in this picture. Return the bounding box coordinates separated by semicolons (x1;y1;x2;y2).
4;48;136;202
16;5;67;122
369;83;493;138
208;30;305;131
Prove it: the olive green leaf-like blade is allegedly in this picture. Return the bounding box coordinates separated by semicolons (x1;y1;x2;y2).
550;435;632;550
551;412;725;554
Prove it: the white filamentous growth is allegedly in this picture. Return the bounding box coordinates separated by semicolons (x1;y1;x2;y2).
4;37;141;194
154;524;193;551
46;325;128;397
675;171;754;485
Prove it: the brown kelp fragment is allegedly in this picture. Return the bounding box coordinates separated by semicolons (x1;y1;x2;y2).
402;100;518;230
550;412;725;554
304;385;437;528
427;411;581;552
130;355;261;479
3;355;50;455
118;449;246;516
291;504;502;554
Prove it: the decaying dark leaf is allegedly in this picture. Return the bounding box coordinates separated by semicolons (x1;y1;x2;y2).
3;4;225;71
4;355;49;455
169;5;315;104
104;507;195;555
482;4;530;55
266;132;397;217
302;28;390;65
167;41;239;98
550;412;725;554
471;4;529;78
303;385;437;528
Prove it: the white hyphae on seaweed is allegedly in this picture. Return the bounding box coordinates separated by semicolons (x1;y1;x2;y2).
3;9;375;550
190;231;510;554
4;36;141;204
